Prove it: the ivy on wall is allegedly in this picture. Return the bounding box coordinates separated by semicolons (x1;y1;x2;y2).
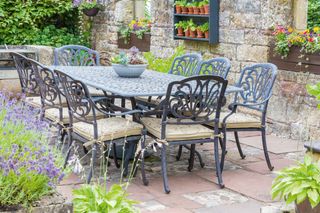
0;0;89;47
308;0;320;28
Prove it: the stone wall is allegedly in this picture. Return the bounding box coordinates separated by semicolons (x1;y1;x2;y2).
92;0;320;141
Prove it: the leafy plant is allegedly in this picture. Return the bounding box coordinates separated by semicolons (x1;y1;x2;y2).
308;0;320;29
73;184;139;213
199;22;209;32
175;21;187;29
187;19;196;31
271;155;320;208
143;45;185;73
112;47;146;65
174;0;187;7
118;18;151;44
199;0;209;7
307;82;320;109
0;0;87;47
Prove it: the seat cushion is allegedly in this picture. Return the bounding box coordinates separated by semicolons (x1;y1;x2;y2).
208;112;261;129
73;117;143;141
135;96;164;106
141;117;214;142
45;108;106;124
25;96;42;108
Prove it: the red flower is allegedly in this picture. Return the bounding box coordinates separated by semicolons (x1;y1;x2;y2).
308;37;314;42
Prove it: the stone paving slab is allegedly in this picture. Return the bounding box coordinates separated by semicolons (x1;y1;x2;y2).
244;158;296;175
231;135;304;154
193;200;262;213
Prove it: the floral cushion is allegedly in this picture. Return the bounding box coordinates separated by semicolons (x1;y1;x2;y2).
88;87;106;97
73;117;143;141
141;117;214;141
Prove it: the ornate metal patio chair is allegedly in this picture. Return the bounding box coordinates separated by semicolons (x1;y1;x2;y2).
196;57;231;79
55;70;143;183
136;53;203;108
219;63;278;171
10;52;41;108
134;75;228;193
53;45;104;97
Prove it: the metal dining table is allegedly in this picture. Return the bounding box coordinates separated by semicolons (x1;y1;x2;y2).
51;66;243;97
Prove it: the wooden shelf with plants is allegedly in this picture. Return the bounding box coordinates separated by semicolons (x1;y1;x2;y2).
173;0;219;44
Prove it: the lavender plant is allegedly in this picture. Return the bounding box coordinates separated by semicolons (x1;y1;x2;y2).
0;92;64;209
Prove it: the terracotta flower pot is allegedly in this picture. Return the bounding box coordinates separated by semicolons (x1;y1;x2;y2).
296;199;320;213
205;31;209;39
176;5;182;14
199;6;205;15
193;6;200;15
204;4;210;14
197;29;204;38
190;30;197;38
181;6;188;14
177;27;184;36
185;29;190;37
187;6;194;14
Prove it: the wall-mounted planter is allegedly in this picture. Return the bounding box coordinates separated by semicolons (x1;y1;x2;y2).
117;33;151;52
269;44;320;75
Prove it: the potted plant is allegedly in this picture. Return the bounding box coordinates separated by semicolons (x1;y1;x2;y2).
197;25;204;38
201;22;209;38
177;0;188;14
175;21;186;37
111;47;147;78
186;2;194;14
203;0;210;14
174;0;184;14
199;1;206;15
185;19;197;38
193;1;200;15
271;155;320;213
75;0;103;17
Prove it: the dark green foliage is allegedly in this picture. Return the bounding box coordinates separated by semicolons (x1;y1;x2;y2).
308;0;320;28
0;0;87;47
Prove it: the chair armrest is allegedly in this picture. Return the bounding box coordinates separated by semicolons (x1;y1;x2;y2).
228;94;272;110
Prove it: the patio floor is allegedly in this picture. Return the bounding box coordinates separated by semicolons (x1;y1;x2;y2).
58;132;304;213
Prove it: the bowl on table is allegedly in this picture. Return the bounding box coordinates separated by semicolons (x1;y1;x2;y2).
112;64;148;78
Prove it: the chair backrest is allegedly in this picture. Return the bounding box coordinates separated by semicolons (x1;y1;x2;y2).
168;53;202;76
196;57;231;79
53;45;100;66
28;59;64;109
234;63;278;112
161;75;228;137
54;70;97;125
10;52;40;96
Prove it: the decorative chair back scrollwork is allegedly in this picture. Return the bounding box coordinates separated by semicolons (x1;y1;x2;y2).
161;75;228;136
233;63;278;112
168;53;202;76
28;59;64;109
55;70;97;125
10;52;40;96
54;45;100;66
196;57;231;79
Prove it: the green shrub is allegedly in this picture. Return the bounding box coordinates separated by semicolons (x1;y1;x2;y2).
308;0;320;28
73;184;139;213
143;45;186;73
307;82;320;108
0;0;87;47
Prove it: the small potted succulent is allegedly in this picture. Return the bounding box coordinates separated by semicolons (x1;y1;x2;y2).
111;47;147;78
74;0;103;16
271;155;320;213
175;21;186;36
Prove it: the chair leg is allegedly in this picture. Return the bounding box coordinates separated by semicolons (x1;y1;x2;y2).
188;144;195;172
140;132;148;185
176;145;183;161
160;145;170;194
63;131;73;168
123;141;135;177
220;135;226;172
214;139;224;188
234;131;246;159
87;143;97;184
113;143;120;168
261;129;274;171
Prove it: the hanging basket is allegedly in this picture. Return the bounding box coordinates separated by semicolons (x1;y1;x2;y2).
83;8;100;16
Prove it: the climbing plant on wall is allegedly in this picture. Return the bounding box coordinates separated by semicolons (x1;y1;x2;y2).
308;0;320;28
0;0;89;47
